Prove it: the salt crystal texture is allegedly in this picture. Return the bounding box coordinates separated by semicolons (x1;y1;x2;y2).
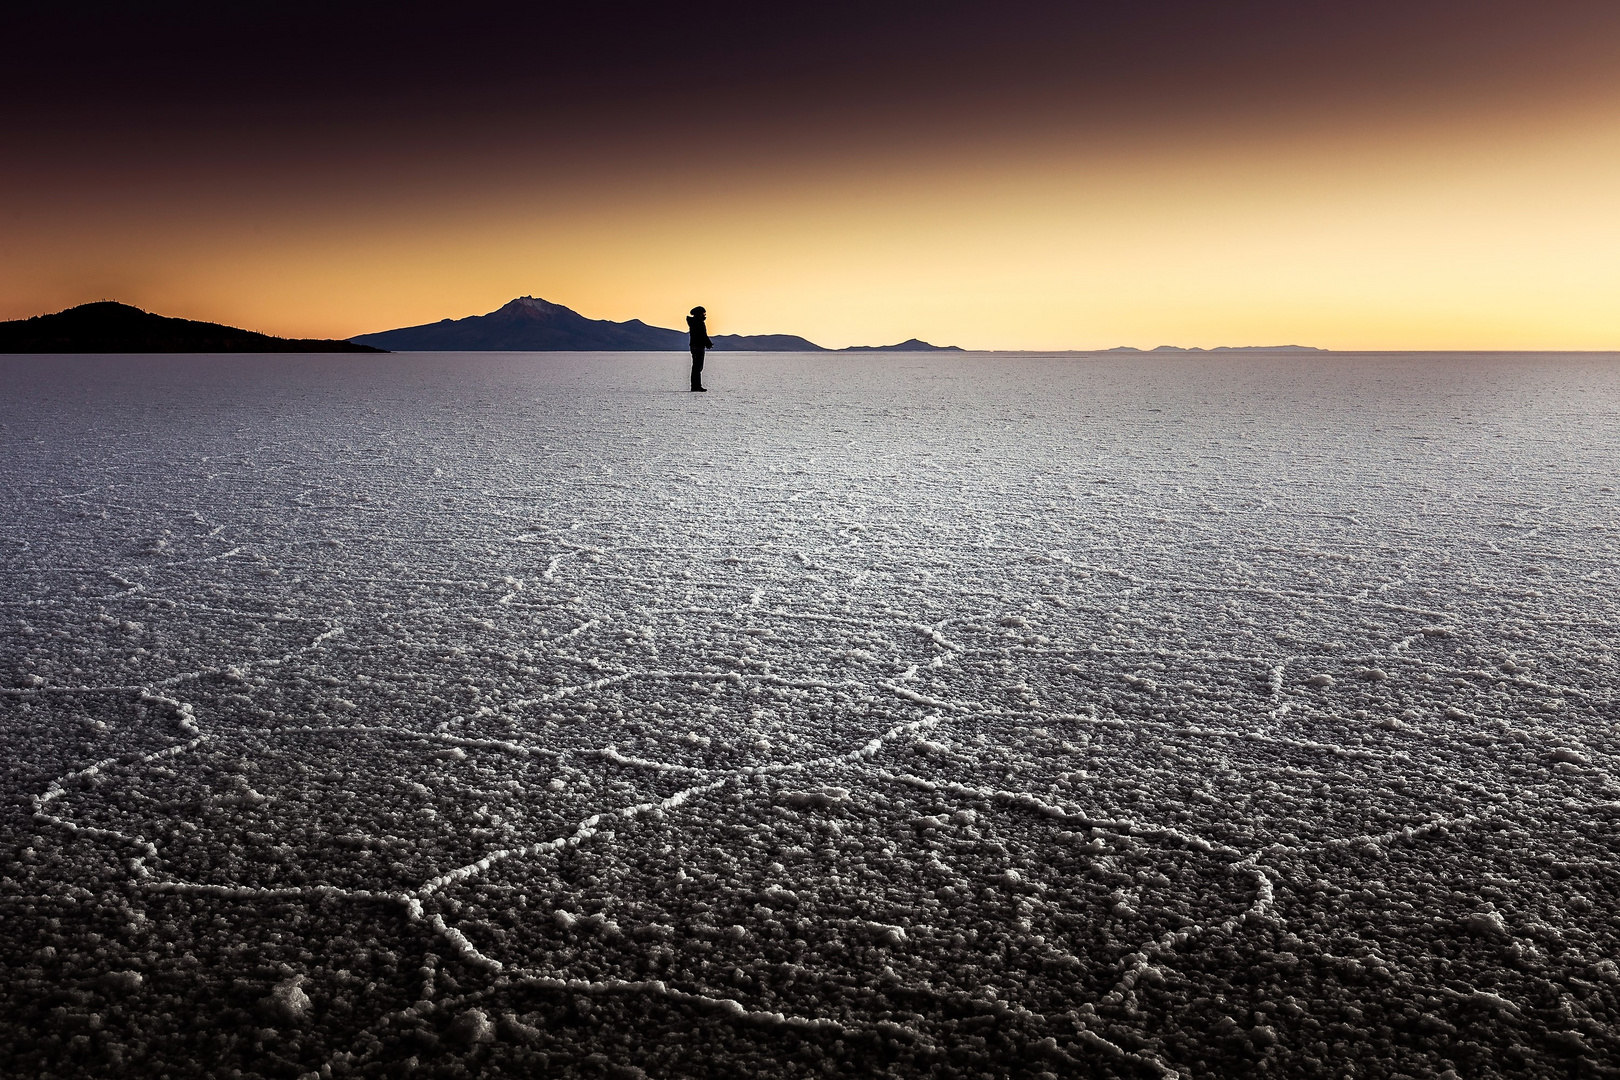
3;350;1619;1077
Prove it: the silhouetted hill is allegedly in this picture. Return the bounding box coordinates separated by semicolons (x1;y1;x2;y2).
355;297;829;351
841;338;963;352
710;333;824;352
0;302;384;352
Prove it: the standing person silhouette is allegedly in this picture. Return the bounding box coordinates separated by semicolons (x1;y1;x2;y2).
687;306;712;392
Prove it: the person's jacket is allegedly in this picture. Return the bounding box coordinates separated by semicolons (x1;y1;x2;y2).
687;315;713;350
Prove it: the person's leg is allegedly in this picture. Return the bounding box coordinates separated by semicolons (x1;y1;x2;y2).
690;348;706;390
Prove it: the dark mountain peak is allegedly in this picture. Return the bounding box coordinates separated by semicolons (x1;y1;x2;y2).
498;296;572;318
0;301;382;353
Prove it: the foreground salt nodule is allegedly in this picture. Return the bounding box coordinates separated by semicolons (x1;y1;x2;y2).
2;350;1619;1079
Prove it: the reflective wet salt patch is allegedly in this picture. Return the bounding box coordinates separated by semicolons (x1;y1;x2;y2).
4;350;1620;1077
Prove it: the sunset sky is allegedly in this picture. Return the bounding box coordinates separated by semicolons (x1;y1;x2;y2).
5;1;1620;349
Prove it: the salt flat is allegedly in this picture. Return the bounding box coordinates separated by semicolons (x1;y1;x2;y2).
3;350;1619;1079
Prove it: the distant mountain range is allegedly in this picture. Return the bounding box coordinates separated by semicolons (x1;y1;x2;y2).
0;302;383;353
1;297;1326;355
352;297;961;352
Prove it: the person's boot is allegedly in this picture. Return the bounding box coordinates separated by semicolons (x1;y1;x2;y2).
691;385;707;392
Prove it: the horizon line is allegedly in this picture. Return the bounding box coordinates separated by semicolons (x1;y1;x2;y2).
8;300;1620;355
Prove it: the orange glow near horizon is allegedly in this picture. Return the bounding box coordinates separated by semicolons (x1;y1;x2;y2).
5;74;1620;350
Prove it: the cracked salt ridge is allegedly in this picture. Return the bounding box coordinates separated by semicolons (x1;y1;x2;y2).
32;737;208;871
419;716;941;971
406;746;1245;1074
272;724;555;759
329;974;859;1080
399;926;1177;1076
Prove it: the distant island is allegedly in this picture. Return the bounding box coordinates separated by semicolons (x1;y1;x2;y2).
0;302;384;353
353;297;964;352
1107;344;1327;353
843;338;963;352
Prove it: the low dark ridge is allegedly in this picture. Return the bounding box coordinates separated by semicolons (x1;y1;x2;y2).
841;338;963;352
0;302;385;353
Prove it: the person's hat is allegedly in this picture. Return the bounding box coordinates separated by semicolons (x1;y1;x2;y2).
690;306;706;316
